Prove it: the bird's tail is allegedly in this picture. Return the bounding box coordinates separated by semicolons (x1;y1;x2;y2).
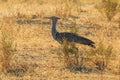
89;43;95;48
76;36;96;48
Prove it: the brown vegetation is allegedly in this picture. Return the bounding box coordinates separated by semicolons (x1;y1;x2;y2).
0;0;120;80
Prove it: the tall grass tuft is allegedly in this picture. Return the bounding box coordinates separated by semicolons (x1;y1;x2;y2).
87;42;114;71
61;40;79;69
60;39;114;72
96;0;119;21
0;26;17;72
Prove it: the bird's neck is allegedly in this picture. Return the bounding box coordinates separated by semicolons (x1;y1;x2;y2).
52;20;58;38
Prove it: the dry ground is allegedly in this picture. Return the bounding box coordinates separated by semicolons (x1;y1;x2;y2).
0;0;120;80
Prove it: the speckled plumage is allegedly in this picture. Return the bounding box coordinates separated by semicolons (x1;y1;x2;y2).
48;16;95;48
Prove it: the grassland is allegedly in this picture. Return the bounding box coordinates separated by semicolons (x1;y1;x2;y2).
0;0;120;80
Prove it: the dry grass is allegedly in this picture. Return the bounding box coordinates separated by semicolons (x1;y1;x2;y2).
0;24;17;72
0;0;119;80
95;0;119;21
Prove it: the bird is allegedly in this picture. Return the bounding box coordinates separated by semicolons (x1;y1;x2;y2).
45;16;95;48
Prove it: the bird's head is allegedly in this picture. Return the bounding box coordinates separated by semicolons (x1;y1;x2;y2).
44;16;60;21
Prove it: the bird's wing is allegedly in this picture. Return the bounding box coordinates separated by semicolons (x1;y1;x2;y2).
56;32;95;48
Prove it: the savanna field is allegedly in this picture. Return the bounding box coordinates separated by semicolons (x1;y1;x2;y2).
0;0;120;80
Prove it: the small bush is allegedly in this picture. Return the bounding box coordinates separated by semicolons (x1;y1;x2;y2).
6;62;29;77
61;41;114;72
88;42;114;71
61;40;79;69
96;0;119;21
0;27;17;72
